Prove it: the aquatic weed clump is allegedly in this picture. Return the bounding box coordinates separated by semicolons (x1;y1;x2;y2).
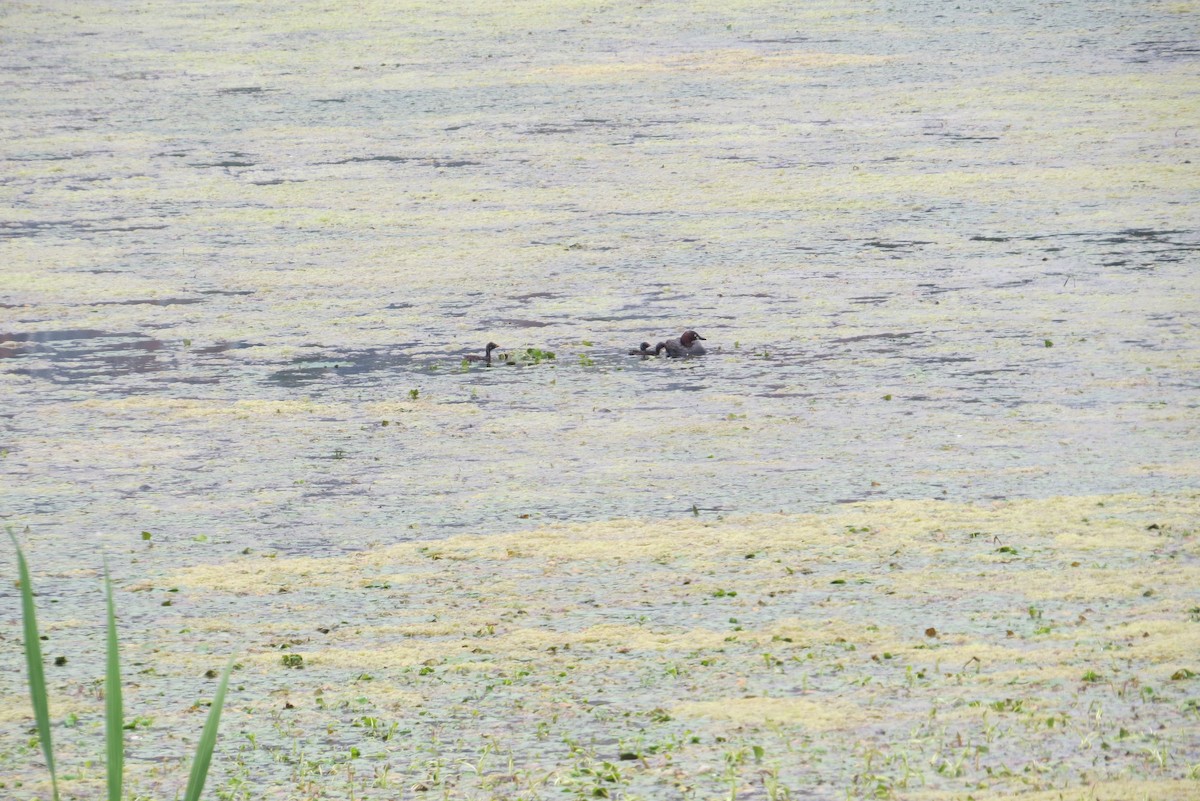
8;531;233;801
502;348;556;365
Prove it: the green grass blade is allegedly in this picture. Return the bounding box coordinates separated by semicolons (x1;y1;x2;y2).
182;657;234;801
8;532;61;801
104;563;123;801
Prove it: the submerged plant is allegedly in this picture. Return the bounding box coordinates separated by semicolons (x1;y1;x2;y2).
9;531;234;801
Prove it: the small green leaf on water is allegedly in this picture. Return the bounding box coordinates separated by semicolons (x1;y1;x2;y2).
831;579;846;585
281;654;304;669
141;531;152;541
205;669;218;679
54;656;67;666
408;389;419;400
183;338;192;347
1171;668;1196;680
1044;339;1053;347
883;394;892;400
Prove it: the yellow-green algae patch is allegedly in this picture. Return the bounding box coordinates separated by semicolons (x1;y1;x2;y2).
906;780;1200;801
59;492;1185;799
674;697;873;730
168;491;1200;593
533;49;893;81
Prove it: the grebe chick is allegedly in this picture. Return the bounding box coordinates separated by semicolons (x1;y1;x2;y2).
463;342;500;365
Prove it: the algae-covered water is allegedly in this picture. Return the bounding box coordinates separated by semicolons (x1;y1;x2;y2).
2;1;1198;799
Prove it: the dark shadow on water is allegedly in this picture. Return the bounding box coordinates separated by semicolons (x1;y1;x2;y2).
1;329;116;344
1;330;170;381
831;331;925;344
91;297;207;307
862;239;932;251
267;347;422;387
190;341;259;355
911;355;974;365
480;318;554;328
0;330;264;383
652;381;707;393
328;155;481;168
0;218;168;239
1129;40;1200;62
512;291;560;302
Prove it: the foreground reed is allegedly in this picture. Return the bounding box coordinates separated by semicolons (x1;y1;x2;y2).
9;531;233;801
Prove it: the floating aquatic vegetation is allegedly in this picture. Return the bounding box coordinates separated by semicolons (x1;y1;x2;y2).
501;347;557;365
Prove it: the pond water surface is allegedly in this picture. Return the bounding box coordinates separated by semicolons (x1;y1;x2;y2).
1;0;1197;798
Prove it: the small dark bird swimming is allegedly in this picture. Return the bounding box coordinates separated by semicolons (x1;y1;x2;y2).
464;342;500;365
658;330;706;358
